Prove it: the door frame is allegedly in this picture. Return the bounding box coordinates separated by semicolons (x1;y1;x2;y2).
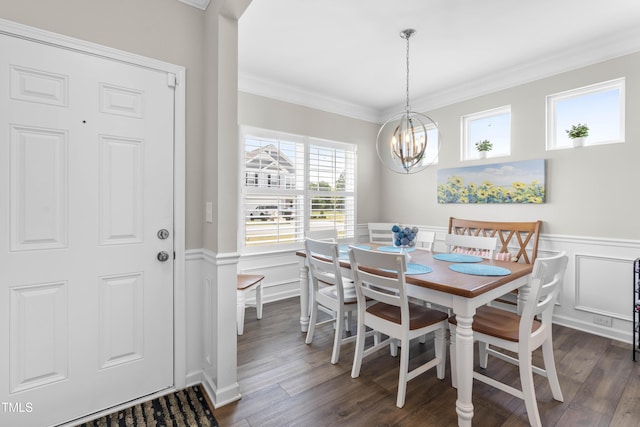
0;17;187;390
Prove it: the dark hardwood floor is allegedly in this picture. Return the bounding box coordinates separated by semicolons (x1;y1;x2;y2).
215;298;640;426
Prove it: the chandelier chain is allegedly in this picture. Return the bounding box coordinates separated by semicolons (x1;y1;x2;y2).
405;32;410;112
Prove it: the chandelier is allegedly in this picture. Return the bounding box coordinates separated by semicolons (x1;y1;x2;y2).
376;29;439;174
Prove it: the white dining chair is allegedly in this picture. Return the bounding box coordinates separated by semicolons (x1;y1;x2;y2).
367;222;395;245
348;246;448;408
304;238;359;364
415;229;436;250
305;228;338;242
448;252;568;427
445;233;497;259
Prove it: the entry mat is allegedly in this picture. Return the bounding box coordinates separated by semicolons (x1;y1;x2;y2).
75;385;219;427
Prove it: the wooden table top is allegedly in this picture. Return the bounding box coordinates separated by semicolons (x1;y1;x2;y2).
296;243;533;299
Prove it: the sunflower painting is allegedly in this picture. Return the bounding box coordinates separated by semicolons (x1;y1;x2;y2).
437;159;545;204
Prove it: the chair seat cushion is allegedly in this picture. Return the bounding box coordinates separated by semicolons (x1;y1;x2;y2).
318;284;358;304
452;247;492;258
494;251;516;262
449;305;541;342
367;302;448;330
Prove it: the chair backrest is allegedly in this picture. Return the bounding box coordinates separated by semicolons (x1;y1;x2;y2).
304;238;345;298
367;222;395;245
349;247;409;318
445;233;497;259
448;217;542;264
521;252;568;339
416;230;436;250
305;228;338;242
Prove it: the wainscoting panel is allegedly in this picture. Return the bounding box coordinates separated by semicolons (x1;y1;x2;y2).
575;254;631;321
237;251;301;304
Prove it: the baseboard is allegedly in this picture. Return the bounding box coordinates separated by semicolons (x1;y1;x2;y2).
201;370;241;408
186;370;203;387
553;313;632;343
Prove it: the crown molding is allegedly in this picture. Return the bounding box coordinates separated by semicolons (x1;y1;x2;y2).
395;25;640;118
242;25;640;124
238;72;382;123
177;0;210;10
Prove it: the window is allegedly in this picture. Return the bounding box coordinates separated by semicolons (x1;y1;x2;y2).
422;124;440;166
241;126;356;249
546;78;625;150
461;106;511;161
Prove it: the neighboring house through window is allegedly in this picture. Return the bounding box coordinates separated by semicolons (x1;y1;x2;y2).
241;126;356;249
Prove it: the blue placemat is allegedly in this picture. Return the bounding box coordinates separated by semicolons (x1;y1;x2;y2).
433;253;483;263
376;245;416;253
382;263;432;275
449;263;511;276
339;244;371;252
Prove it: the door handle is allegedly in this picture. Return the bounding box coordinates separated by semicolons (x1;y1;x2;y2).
157;251;170;262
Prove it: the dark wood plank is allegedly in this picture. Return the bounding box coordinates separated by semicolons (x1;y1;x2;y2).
214;297;640;427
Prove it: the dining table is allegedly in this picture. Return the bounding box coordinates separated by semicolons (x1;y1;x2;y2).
296;243;534;427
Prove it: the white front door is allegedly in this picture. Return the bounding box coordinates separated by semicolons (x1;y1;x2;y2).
0;32;175;426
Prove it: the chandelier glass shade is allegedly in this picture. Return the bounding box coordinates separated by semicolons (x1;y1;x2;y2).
376;29;440;174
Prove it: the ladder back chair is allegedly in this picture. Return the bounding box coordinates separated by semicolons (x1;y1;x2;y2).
304;238;358;364
445;233;497;259
348;247;448;408
448;217;542;264
367;222;395;245
449;217;543;311
305;228;338;242
415;229;436;250
448;252;568;427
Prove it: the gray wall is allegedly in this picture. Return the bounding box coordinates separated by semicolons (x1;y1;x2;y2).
2;1;638;241
379;52;640;239
0;0;207;249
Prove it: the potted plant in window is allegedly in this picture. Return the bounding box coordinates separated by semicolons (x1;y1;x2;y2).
566;123;589;147
475;139;492;159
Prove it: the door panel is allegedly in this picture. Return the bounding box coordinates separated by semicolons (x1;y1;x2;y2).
0;33;174;426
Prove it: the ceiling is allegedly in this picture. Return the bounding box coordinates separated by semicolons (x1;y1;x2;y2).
237;0;640;123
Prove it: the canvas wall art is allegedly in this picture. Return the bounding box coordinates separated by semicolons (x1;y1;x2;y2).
437;159;545;204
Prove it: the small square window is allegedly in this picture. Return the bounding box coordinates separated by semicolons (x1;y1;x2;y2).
546;78;625;150
461;106;511;161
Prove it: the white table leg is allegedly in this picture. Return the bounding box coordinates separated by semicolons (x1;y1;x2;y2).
299;260;310;332
454;312;475;427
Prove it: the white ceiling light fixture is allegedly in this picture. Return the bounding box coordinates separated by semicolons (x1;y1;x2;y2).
376;29;439;174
